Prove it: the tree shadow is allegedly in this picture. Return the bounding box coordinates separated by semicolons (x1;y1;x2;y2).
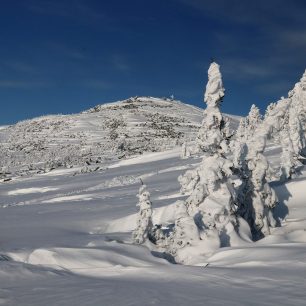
270;181;291;225
219;228;231;247
150;251;176;264
193;212;205;230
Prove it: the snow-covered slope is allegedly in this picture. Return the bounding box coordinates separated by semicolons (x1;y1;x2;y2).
0;97;239;179
0;96;305;305
0;144;306;305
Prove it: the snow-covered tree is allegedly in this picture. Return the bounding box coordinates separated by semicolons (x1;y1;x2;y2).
261;71;306;180
237;75;302;229
180;141;190;159
245;104;262;140
288;70;306;158
168;62;248;262
236;118;247;141
232;104;262;175
232;118;248;168
169;201;200;264
132;184;153;244
248;104;262;125
279;112;302;180
264;102;276;121
247;155;277;237
236;123;278;239
197;62;227;153
231;97;288;239
171;153;245;264
131;65;306;263
178;169;199;195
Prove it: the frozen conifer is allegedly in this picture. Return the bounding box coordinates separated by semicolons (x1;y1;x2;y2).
180;141;190;159
237;123;277;239
264;102;276;120
169;201;200;264
288;70;306;158
132;184;153;244
245;104;262;140
197;62;227;153
170;62;247;262
279;112;302;180
232;118;248;168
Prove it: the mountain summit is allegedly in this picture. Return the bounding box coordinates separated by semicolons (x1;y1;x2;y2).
0;97;239;177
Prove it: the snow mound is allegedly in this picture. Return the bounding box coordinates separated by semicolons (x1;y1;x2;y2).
208;243;306;268
105;203;178;234
8;242;169;277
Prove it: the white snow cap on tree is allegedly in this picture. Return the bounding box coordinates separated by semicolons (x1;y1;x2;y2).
197;62;228;153
133;184;153;244
204;62;225;107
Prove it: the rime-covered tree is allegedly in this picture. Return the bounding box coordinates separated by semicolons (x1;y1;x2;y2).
236;118;278;239
169;62;248;263
180;141;190;159
178;169;199;195
131;65;306;263
233;84;301;232
132;184;153;244
261;71;306;180
279;112;302;180
245;104;262;140
232;118;248;168
169;201;200;264
264;102;276;121
197;62;226;153
288;70;306;158
236;118;247;141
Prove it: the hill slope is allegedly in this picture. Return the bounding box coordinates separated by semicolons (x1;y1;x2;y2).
0;97;239;178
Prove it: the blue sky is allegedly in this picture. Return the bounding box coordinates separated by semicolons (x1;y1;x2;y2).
0;0;306;124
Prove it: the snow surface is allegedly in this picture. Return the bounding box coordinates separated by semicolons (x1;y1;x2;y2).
1;143;306;305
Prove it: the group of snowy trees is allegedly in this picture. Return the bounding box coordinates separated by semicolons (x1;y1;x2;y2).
133;63;306;264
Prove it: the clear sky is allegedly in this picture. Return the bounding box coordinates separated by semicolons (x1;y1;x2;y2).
0;0;306;124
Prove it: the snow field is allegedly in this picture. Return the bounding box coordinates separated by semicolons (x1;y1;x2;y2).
0;148;305;305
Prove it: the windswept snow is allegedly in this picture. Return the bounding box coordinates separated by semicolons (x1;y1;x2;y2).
0;143;306;304
108;148;181;168
7;187;58;195
42;194;93;204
